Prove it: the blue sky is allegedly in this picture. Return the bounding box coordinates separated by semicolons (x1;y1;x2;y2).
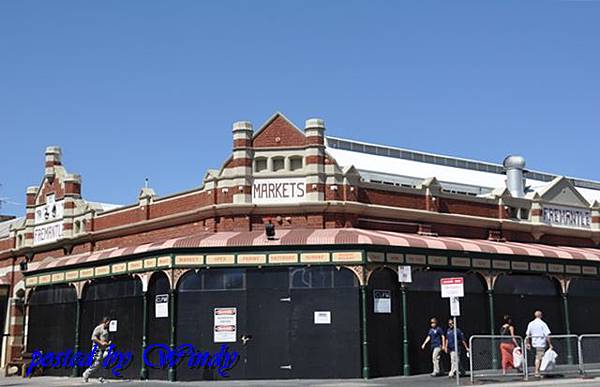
1;1;599;216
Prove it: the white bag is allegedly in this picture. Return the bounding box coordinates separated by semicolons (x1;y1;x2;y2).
512;347;523;368
540;349;558;372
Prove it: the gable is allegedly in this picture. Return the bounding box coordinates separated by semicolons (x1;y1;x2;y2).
253;113;306;148
537;178;590;207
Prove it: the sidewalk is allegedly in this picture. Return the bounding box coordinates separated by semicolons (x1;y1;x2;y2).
0;374;598;387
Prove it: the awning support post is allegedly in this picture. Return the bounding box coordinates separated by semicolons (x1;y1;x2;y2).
401;283;410;376
168;288;177;382
140;290;148;379
71;298;82;377
360;284;369;379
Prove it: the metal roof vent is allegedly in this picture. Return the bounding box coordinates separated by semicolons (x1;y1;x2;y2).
503;155;526;198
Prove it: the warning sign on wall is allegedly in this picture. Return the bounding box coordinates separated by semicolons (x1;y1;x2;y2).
373;289;392;314
214;307;237;343
155;294;169;318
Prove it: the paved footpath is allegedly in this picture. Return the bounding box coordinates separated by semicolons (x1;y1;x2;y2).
1;375;599;387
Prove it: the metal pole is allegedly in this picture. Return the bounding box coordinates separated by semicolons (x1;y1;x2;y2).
400;284;410;376
140;291;148;380
72;298;82;377
360;285;369;379
562;293;574;365
487;289;498;369
453;309;459;385
168;289;176;382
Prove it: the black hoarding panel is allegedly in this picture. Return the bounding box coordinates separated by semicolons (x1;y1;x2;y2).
367;268;403;377
407;271;487;375
79;277;143;380
245;268;291;380
27;285;77;376
568;278;600;334
289;267;360;379
147;272;171;380
494;274;564;336
176;269;246;381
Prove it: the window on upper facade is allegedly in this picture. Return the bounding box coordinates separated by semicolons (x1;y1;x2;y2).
289;156;303;171
272;157;285;171
520;208;529;220
254;157;267;172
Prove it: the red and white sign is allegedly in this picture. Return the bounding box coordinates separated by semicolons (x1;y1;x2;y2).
214;307;237;343
440;277;464;298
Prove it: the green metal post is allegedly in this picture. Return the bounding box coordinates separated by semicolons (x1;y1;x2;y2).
562;293;574;365
72;298;82;377
401;284;410;376
168;289;176;382
487;289;498;369
360;285;369;379
140;291;148;380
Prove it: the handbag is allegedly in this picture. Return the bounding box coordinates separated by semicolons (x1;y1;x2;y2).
512;347;523;368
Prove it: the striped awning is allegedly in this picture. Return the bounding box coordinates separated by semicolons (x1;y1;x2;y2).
30;228;600;272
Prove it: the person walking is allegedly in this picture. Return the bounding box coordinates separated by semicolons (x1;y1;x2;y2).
83;316;111;383
444;318;469;378
421;317;446;376
525;310;552;378
499;315;520;374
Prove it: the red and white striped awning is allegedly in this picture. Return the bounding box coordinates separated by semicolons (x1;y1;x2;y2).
30;228;600;272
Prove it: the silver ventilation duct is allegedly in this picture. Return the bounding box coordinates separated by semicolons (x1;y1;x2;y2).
503;155;526;198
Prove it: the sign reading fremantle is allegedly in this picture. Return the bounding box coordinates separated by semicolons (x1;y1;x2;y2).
542;205;591;228
33;194;64;245
252;177;306;204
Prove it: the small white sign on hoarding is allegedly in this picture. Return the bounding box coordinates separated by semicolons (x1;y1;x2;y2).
214;307;237;343
314;311;331;325
155;294;169;318
373;289;392;314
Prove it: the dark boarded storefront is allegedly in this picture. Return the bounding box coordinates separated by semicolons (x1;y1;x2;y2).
22;229;600;380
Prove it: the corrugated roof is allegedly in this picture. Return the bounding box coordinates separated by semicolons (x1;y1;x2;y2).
326;137;600;204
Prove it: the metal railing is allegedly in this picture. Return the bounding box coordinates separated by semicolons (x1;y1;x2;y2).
579;334;600;376
524;334;581;377
469;334;600;382
469;335;527;383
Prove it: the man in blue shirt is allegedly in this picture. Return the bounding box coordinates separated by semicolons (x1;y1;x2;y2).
444;318;469;378
421;317;446;376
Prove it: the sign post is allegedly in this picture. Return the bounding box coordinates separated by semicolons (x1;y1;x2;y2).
398;266;412;376
441;277;464;386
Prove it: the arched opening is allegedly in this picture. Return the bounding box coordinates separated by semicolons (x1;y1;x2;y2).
568;278;600;334
493;274;564;336
406;270;487;375
79;276;143;379
366;267;403;377
175;266;360;380
27;284;77;376
146;272;170;380
288;266;360;378
176;268;246;381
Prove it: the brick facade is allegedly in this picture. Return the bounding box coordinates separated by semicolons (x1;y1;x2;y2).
1;112;600;365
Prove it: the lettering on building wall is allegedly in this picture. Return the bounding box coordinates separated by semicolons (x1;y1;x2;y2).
542;206;591;228
33;194;64;245
252;178;306;204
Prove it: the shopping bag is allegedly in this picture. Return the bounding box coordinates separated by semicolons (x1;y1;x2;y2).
512;347;523;368
540;349;558;372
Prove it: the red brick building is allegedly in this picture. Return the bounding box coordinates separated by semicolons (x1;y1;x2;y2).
1;112;600;379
